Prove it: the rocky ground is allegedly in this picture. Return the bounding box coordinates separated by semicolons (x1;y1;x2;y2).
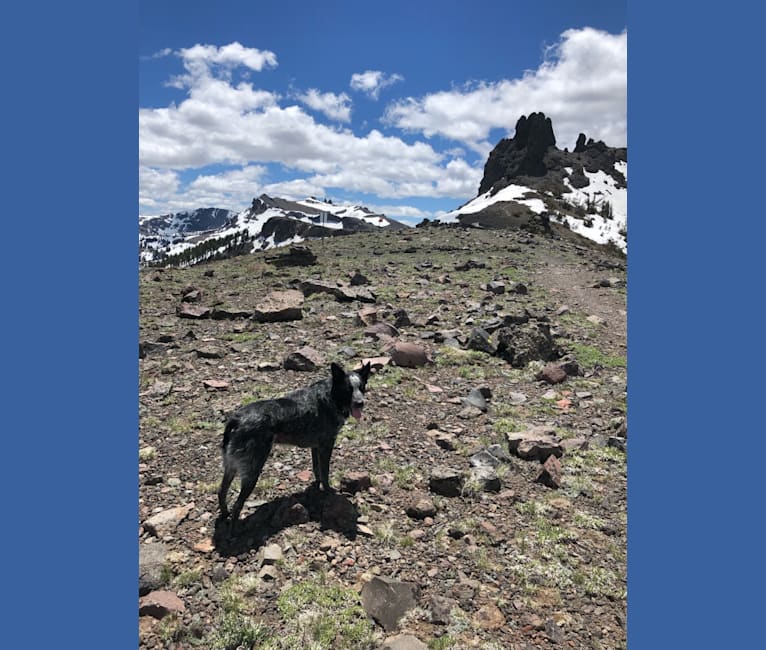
139;223;627;650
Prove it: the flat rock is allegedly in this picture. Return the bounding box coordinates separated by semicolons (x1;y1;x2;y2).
253;289;304;322
381;634;428;650
355;356;391;371
211;305;252;320
143;503;194;537
176;303;210;319
506;426;564;461
283;346;324;371
360;576;419;632
365;321;400;339
138;590;185;619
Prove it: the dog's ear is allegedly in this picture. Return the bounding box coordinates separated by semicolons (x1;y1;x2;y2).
359;361;372;386
330;362;346;385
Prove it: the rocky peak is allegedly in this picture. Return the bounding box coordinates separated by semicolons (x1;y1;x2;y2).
478;113;626;197
478;112;556;195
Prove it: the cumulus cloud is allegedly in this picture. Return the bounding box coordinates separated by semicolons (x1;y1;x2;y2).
350;70;404;100
139;167;179;211
139;165;268;215
139;40;472;208
384;27;626;152
296;89;352;122
139;29;627;217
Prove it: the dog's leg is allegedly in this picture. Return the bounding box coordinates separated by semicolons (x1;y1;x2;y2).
218;463;236;519
311;447;322;489
316;440;336;492
228;441;272;523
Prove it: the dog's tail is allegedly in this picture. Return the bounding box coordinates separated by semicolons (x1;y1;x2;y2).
222;417;239;451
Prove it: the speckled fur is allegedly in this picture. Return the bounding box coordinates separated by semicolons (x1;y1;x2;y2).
218;362;371;521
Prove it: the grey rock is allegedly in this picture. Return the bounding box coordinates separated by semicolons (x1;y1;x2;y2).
139;543;168;596
405;496;437;520
262;543;283;565
381;634;428;650
430;595;459;625
468;466;501;493
495;321;559;367
360;576;419;632
506;426;564;461
176;303;210;319
462;387;490;412
486;280;506;295
466;327;496;355
429;468;464;497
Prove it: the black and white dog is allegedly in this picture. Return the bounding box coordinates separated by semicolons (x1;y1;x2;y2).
218;361;372;522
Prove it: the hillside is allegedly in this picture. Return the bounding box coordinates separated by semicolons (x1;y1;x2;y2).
139;223;627;649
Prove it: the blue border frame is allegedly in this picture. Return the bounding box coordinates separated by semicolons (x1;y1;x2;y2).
4;2;137;647
629;2;763;647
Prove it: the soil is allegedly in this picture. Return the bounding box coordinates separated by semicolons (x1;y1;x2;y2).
139;223;627;650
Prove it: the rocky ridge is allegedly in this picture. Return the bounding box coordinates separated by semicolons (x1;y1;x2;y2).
139;223;627;649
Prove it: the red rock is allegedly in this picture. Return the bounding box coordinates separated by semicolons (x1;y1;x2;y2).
537;364;568;384
387;341;432;368
138;590;185;619
535;455;563;489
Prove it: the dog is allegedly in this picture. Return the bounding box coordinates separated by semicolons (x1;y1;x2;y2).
218;361;372;522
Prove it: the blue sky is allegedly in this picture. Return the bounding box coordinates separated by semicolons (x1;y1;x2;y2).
139;0;626;223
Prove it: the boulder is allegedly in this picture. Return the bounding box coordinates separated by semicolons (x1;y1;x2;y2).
253;290;304;322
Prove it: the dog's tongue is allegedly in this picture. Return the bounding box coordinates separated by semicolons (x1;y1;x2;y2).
352;405;364;420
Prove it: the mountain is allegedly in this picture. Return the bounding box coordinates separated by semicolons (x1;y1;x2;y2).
437;112;627;254
139;195;407;266
139;113;626;267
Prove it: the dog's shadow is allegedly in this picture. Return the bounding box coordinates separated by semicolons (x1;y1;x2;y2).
212;486;359;556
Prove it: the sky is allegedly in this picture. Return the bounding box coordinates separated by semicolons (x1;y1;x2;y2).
139;0;627;224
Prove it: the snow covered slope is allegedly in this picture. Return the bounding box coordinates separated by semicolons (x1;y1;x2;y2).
139;195;406;266
439;161;627;254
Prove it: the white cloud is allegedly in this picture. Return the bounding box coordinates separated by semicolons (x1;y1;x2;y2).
296;88;352;122
350;70;404;100
260;177;327;201
179;41;277;74
139;165;268;215
384;27;626;152
139;167;179;211
140;45;476;206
